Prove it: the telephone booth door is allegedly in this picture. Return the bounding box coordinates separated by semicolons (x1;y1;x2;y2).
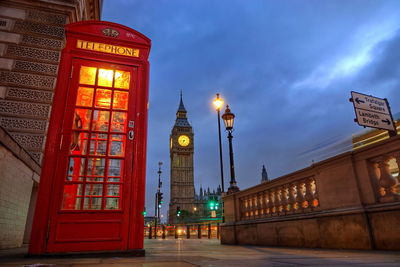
29;21;150;255
45;59;137;252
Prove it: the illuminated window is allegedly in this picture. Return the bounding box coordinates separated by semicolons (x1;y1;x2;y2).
76;87;94;107
62;65;131;211
92;110;110;132
114;70;130;89
98;68;114;87
111;112;127;132
73;109;91;130
79;66;96;85
113;91;129;110
95;89;112;108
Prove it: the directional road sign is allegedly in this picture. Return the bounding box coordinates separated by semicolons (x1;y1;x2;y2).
351;91;390;114
350;91;396;131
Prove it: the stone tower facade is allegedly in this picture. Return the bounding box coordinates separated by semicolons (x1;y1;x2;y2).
168;94;195;224
261;165;269;183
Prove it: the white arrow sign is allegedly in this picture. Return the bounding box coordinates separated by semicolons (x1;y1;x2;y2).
354;108;395;131
351;91;390;115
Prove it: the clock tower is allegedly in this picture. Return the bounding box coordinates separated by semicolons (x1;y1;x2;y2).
168;94;195;224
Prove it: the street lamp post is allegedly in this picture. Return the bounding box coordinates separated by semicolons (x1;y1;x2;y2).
222;105;240;194
154;191;158;239
157;161;162;220
213;93;225;192
154;161;163;239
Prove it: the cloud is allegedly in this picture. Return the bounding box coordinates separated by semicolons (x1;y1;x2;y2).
103;0;400;219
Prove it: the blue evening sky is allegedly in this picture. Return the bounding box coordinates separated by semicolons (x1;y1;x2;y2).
103;0;400;218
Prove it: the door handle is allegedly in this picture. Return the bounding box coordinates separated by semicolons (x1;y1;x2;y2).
128;130;134;140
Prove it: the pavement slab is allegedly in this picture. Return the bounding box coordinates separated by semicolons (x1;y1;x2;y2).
0;239;399;266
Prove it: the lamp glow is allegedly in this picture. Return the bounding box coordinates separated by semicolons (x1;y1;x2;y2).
213;93;224;110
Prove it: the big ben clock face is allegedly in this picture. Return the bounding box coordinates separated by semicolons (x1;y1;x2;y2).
178;135;190;146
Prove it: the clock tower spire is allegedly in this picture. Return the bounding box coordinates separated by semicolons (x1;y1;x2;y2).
169;93;195;224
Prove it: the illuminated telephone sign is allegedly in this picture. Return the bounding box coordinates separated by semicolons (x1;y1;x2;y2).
29;21;151;255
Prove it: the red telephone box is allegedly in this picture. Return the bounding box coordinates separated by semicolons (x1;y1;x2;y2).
29;21;150;254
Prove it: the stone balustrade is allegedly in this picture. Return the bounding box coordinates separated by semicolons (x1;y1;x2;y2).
222;135;400;250
240;177;319;220
369;154;400;203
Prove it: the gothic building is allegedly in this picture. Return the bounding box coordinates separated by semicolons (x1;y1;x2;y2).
261;165;269;183
168;94;223;224
193;185;222;219
168;94;195;224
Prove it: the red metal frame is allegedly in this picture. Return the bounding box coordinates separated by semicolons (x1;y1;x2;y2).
29;21;150;254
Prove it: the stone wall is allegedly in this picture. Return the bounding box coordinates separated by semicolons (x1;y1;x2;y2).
0;0;101;164
0;126;40;249
221;135;400;250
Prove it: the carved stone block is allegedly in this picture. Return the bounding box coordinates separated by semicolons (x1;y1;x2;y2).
0;17;15;31
14;60;58;75
0;31;21;44
6;87;53;104
0;86;5;98
29;151;42;163
0;117;47;133
0;71;55;90
14;20;64;39
0;6;25;20
21;35;63;49
0;43;6;56
6;44;60;63
10;132;44;151
27;10;67;25
0;100;50;119
0;58;14;71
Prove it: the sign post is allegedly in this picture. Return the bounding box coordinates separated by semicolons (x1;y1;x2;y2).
350;91;397;136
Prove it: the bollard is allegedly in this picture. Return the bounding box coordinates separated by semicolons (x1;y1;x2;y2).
197;224;201;239
154;223;157;239
208;223;211;239
186;225;190;239
162;225;166;239
175;226;178;239
217;223;220;239
149;226;152;239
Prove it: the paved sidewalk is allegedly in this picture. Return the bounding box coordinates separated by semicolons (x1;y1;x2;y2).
0;239;399;266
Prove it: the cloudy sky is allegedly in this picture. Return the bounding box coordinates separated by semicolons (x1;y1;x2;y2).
103;0;400;218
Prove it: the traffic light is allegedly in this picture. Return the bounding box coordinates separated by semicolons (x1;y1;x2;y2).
208;199;219;210
176;206;181;217
142;207;147;216
158;192;164;205
208;200;215;210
